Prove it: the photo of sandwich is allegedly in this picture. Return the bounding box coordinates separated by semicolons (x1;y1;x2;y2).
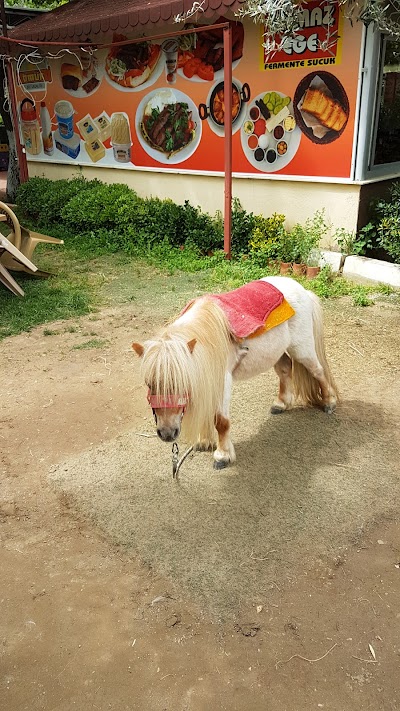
294;72;349;144
135;88;202;164
60;58;101;97
105;34;162;90
61;63;82;91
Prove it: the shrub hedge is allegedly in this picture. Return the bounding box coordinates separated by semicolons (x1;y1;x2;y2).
16;176;400;265
16;176;228;256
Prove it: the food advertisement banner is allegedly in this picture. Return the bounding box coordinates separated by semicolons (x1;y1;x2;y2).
262;0;343;71
14;3;363;179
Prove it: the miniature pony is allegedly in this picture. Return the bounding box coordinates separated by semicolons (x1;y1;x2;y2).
132;276;338;469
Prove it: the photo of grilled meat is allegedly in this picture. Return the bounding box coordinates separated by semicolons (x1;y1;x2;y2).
141;101;195;156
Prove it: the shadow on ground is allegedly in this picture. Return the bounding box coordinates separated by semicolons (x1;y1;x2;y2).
50;376;398;618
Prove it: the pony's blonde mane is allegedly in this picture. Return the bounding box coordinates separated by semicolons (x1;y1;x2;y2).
140;298;232;444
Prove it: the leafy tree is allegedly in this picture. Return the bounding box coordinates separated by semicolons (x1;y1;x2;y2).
238;0;400;51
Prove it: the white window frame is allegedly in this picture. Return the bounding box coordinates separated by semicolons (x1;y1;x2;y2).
354;24;400;181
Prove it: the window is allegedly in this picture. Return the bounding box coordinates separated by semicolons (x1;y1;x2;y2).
371;37;400;167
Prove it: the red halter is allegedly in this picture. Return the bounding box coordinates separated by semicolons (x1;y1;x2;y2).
147;389;188;410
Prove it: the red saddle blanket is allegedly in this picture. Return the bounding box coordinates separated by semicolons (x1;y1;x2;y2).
181;280;293;339
210;280;284;338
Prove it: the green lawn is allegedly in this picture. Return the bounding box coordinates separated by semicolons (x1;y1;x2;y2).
1;243;398;341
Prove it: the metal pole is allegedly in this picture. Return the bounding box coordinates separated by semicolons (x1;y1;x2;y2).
223;24;232;260
0;0;29;184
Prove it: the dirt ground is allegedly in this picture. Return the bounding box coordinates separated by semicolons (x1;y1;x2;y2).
1;280;400;711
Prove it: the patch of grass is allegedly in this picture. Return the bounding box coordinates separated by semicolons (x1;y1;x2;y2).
72;338;109;350
374;283;394;295
352;286;373;307
0;270;92;339
43;328;59;336
1;225;398;342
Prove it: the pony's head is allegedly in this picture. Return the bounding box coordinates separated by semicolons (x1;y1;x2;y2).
132;337;196;442
132;298;233;446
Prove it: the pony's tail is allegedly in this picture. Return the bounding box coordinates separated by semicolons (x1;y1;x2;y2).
292;292;339;407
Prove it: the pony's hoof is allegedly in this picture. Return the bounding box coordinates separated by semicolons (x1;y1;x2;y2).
213;459;229;470
270;405;285;415
323;403;336;414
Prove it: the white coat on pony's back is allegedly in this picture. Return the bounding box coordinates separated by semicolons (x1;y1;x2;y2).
132;276;339;470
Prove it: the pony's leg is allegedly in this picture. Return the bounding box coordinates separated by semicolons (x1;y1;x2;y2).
213;372;236;470
271;353;295;414
291;349;337;414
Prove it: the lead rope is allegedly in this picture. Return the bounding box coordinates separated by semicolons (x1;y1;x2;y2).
172;442;194;479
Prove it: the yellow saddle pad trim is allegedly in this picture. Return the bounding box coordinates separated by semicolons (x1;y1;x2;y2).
246;298;295;339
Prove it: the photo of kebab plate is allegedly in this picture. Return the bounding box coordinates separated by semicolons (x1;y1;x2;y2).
105;33;161;89
140;89;197;158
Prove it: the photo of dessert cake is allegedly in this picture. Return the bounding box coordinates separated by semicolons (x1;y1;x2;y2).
293;72;349;144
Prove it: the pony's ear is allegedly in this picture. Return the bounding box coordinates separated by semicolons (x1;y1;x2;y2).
187;338;197;354
132;342;144;357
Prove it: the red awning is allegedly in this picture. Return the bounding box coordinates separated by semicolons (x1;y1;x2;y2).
9;0;244;44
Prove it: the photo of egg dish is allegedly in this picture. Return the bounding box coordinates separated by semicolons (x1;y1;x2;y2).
198;79;250;136
293;71;349;144
240;91;301;173
136;88;201;164
105;34;162;91
61;56;101;97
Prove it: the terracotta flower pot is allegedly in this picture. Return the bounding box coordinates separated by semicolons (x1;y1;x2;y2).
280;261;291;275
306;265;321;279
292;262;306;276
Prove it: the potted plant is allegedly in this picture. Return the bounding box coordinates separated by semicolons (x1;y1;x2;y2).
291;210;329;276
276;230;294;274
289;223;307;275
306;248;321;279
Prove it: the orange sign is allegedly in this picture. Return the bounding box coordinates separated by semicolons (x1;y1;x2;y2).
262;0;343;71
14;14;363;179
19;59;52;85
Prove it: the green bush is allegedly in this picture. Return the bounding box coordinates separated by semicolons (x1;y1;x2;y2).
334;226;374;256
61;182;136;232
16;176;100;224
358;182;400;263
16;177;225;256
249;213;286;265
179;200;223;253
230;198;256;254
374;182;400;263
116;197;222;253
16;177;55;221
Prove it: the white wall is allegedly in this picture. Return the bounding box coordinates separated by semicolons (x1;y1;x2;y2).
28;162;361;245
